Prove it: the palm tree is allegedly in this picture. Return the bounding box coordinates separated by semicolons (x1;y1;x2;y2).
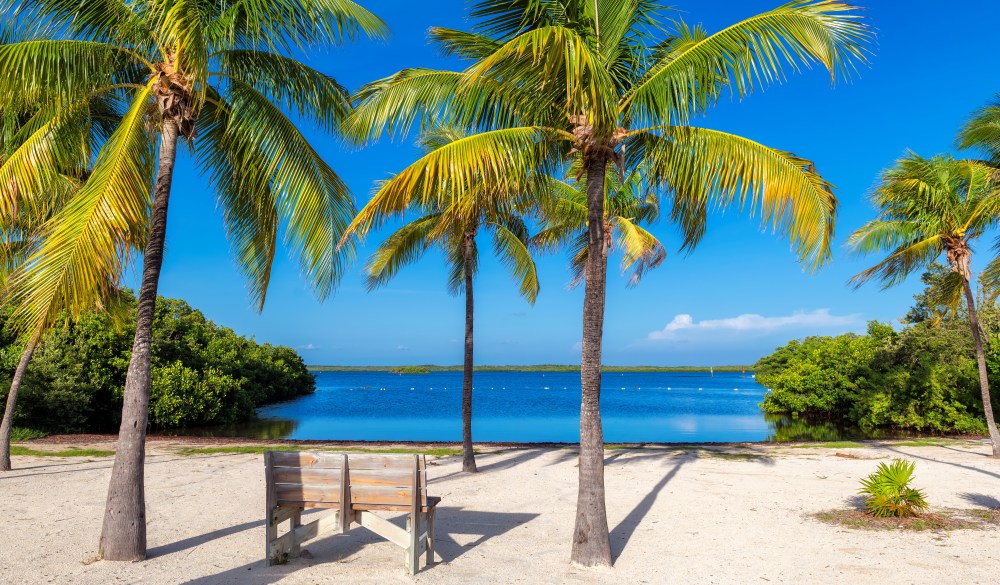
0;93;130;472
348;0;869;565
533;166;665;288
0;0;386;560
849;153;1000;458
349;127;540;473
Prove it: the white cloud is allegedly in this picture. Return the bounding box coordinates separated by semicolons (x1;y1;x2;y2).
648;309;861;341
298;343;319;351
571;341;583;352
396;345;409;351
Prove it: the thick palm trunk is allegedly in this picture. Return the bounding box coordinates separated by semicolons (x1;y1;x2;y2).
571;151;612;566
99;120;179;561
462;229;478;472
0;331;40;471
962;277;1000;458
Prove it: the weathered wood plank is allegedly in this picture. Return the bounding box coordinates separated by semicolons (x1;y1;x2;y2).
272;467;345;485
355;510;410;549
271;505;299;525
349;468;417;487
347;454;420;470
276;485;342;505
270;451;346;469
264;451;277;567
293;509;344;543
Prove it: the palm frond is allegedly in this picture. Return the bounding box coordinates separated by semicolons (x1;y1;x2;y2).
6;85;154;334
624;0;871;126
638;126;837;268
490;216;539;303
364;213;440;291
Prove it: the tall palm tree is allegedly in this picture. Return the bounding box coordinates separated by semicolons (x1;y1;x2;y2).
348;0;869;565
533;166;665;288
349;127;540;473
849;153;1000;458
0;0;386;560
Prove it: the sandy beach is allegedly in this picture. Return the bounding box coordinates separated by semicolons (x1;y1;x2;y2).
2;439;999;584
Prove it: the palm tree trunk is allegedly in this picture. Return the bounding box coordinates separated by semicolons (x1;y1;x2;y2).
99;119;180;561
962;277;1000;458
571;150;612;567
0;330;40;471
462;229;478;473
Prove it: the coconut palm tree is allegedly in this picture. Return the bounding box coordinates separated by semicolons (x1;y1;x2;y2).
533;166;665;288
0;90;130;472
348;0;869;565
849;153;1000;458
350;127;540;473
0;0;386;560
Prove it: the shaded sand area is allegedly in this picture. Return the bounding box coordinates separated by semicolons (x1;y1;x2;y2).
2;439;1000;584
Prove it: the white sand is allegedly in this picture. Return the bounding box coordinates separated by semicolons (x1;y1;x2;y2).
1;440;999;584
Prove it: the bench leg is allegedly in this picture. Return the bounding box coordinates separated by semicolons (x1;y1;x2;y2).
406;513;419;575
289;511;302;558
425;508;436;565
265;512;277;567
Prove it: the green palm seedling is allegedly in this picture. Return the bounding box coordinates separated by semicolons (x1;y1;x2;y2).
858;459;929;518
533;166;665;288
0;0;386;560
849;154;1000;458
351;126;540;473
348;0;871;565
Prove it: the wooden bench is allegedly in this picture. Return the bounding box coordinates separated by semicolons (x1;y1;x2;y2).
263;451;440;574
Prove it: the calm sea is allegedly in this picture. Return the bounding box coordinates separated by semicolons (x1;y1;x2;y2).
210;370;813;443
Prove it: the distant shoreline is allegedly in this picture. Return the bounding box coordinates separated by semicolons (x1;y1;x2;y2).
307;364;754;373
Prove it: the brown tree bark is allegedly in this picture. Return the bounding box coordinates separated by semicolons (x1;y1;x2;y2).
0;331;40;471
98;120;179;561
462;227;478;473
962;277;1000;458
571;150;612;566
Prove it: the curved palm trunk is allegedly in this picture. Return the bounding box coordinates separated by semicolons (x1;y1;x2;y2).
571;151;612;566
99;120;179;561
462;229;478;473
961;277;1000;458
0;330;40;471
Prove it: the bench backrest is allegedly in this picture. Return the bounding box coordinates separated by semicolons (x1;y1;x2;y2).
265;451;428;511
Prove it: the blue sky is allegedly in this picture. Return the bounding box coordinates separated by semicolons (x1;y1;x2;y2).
138;0;1000;366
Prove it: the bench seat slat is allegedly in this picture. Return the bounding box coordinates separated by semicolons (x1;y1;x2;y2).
273;468;344;485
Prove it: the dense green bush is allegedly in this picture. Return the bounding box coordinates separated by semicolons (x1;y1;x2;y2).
757;267;994;435
0;292;313;433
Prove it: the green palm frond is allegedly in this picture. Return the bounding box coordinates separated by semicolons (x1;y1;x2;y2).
429;28;503;60
0;39;150;105
212;79;356;303
5;0;150;45
611;215;666;286
346;68;536;143
364;213;441;291
7;85;154;334
208;0;388;53
639;126;837;268
491;216;539;303
345;126;560;239
623;0;870;126
464;25;619;129
196;93;279;310
957;95;1000;164
218;50;351;134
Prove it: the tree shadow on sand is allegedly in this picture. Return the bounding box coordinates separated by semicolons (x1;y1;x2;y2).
178;508;538;585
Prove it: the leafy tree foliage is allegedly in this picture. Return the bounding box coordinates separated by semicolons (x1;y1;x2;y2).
0;293;313;433
757;269;993;434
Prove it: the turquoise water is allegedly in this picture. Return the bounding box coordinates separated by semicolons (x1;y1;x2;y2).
242;370;785;443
